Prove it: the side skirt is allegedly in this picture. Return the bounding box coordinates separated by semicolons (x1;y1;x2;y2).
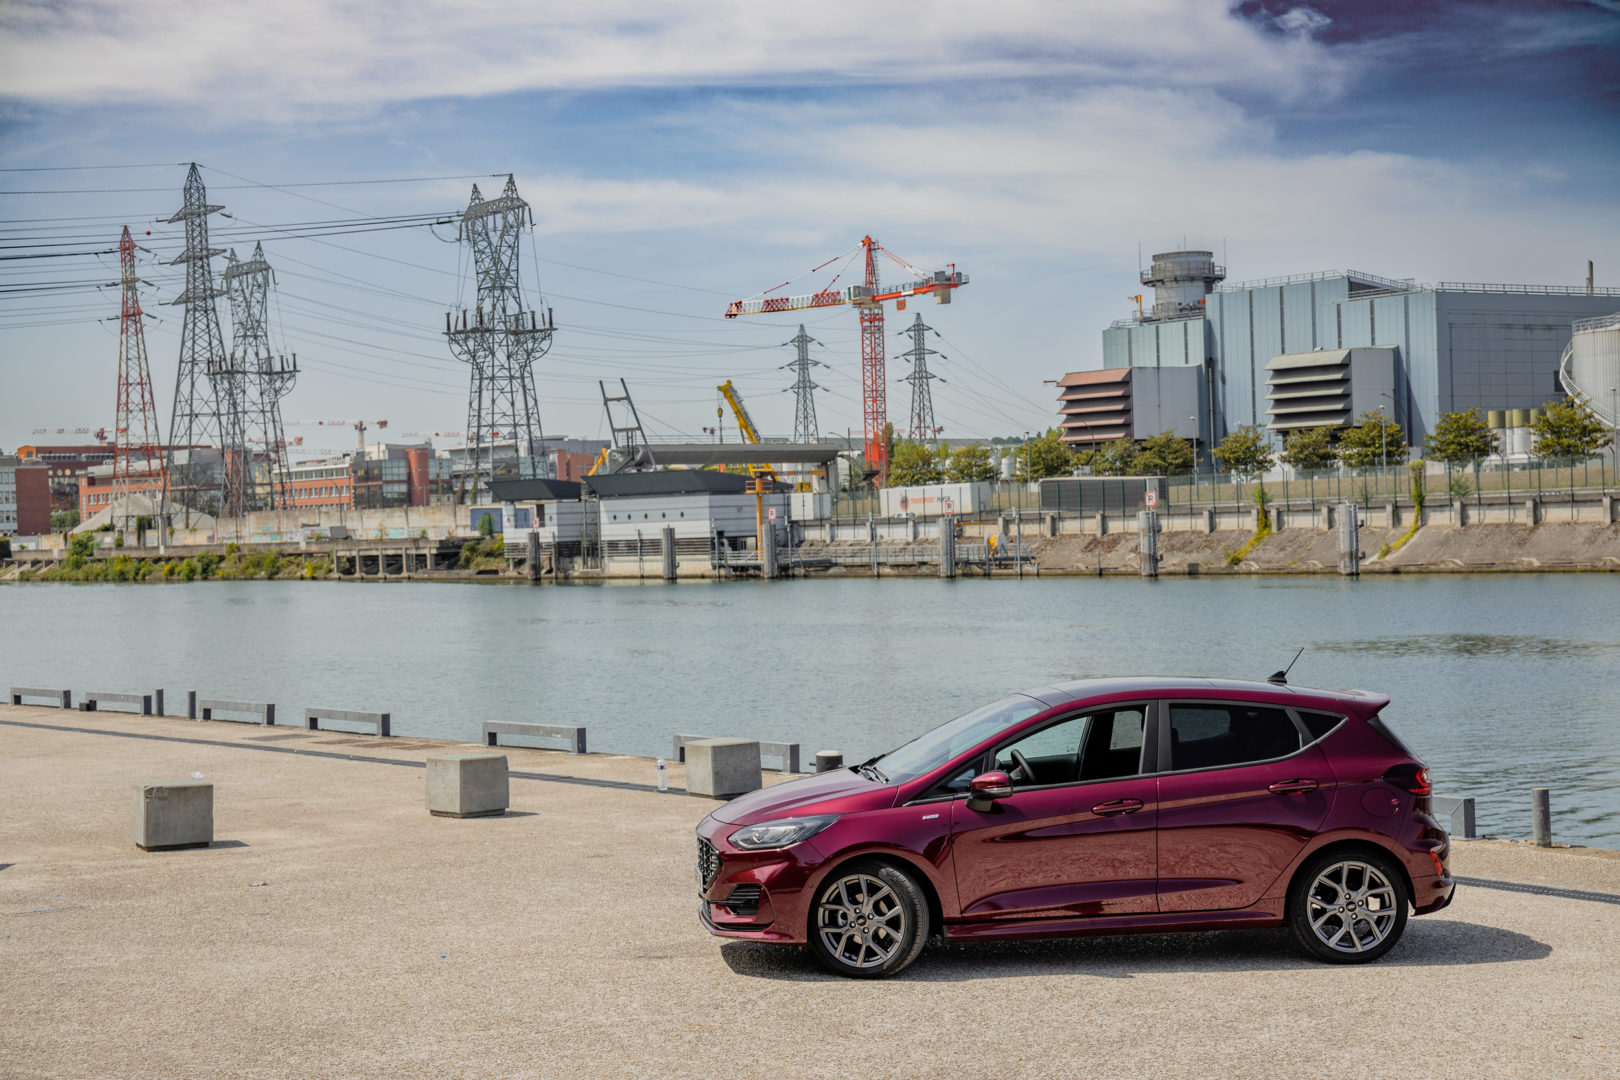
943;903;1286;942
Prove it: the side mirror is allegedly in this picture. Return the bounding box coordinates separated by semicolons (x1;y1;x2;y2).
966;770;1013;810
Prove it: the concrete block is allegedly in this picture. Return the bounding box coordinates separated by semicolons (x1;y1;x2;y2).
686;738;762;799
132;780;213;851
426;753;509;818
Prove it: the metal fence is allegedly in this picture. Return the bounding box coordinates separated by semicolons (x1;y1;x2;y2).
821;454;1616;522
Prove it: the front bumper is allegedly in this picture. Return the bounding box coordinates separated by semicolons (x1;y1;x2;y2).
695;815;824;945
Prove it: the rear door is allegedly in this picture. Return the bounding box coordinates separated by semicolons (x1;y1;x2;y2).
1155;700;1334;912
950;704;1158;920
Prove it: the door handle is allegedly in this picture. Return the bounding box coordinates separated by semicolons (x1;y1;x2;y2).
1269;778;1319;795
1091;798;1145;816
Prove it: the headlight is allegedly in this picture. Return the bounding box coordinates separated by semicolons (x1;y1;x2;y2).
728;814;839;851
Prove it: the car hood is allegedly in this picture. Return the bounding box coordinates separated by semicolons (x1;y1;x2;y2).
706;768;897;825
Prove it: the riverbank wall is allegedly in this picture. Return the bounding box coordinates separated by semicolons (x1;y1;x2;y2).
6;495;1620;582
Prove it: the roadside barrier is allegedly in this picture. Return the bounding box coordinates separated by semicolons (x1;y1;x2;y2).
190;695;276;726
82;690;156;716
10;686;71;709
482;721;586;753
305;707;391;737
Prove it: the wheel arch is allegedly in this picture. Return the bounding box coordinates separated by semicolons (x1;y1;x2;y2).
1286;837;1416;914
805;850;946;945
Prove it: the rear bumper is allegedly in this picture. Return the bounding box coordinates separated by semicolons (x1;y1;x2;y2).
1412;872;1455;915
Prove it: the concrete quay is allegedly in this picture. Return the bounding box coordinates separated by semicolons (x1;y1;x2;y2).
2;703;1618;1080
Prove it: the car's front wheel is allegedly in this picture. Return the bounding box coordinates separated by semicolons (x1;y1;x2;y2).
808;860;929;978
1287;849;1409;963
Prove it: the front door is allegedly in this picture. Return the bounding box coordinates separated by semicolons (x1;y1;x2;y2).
950;706;1158;920
1155;700;1335;912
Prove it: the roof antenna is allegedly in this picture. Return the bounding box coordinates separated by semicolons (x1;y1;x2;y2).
1268;647;1304;685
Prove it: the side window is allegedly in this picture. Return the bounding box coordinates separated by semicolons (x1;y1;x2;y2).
995;714;1088;787
1168;704;1300;771
1077;708;1147;781
1298;710;1344;745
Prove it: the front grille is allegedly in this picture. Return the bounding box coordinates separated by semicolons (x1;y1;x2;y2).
697;837;721;890
720;884;763;918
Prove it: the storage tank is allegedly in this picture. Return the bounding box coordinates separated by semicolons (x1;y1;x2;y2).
1559;312;1620;424
1140;250;1226;320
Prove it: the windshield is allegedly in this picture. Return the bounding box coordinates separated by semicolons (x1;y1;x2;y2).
874;694;1048;784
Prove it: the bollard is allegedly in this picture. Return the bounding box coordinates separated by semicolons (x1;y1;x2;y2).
154;688;164;717
815;750;844;773
939;515;956;579
660;525;677;581
761;520;779;580
526;530;541;581
1337;501;1360;576
187;690;197;720
1137;509;1159;577
1532;787;1552;846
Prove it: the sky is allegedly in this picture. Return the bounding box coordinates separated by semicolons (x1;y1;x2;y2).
1;0;1617;456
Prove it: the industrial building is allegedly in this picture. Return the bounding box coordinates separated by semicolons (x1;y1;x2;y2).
1059;251;1620;452
0;456;51;535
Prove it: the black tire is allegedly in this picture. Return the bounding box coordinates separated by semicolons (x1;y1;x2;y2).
807;860;930;979
1287;847;1409;963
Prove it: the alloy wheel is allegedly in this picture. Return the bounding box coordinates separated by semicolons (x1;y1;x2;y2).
816;872;907;970
1305;859;1399;954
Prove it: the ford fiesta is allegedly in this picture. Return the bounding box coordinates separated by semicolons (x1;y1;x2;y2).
696;677;1454;978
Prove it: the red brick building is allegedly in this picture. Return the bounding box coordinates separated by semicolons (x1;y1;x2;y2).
17;443;116;513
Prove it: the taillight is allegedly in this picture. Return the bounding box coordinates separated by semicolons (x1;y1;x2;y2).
1384;764;1431;796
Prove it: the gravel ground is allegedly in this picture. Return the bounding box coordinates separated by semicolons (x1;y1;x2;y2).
2;704;1616;1080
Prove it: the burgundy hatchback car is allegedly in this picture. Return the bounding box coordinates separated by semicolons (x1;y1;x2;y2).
697;677;1454;978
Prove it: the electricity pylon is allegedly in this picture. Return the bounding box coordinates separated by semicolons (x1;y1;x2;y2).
445;175;555;501
165;163;248;521
112;226;161;532
781;324;826;443
223;242;298;508
897;312;943;440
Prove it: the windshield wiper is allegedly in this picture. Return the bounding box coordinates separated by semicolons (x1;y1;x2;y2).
857;762;889;783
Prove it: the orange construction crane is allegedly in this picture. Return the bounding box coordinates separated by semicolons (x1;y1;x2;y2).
726;237;966;485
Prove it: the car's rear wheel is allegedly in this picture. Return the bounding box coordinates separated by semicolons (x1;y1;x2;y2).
1287;849;1409;963
808;861;929;978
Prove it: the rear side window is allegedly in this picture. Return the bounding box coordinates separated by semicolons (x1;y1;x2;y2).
1168;704;1301;771
1298;710;1345;745
1366;713;1418;758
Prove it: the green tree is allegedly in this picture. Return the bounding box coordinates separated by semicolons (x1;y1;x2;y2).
944;443;997;483
477;512;496;538
1424;408;1499;463
887;441;944;486
1280;426;1338;471
1212;425;1276;479
1530;398;1613;458
0;537;11;560
1016;430;1075;481
1087;438;1137;476
1338;410;1407;468
50;509;80;532
1132;430;1194;475
64;532;96;571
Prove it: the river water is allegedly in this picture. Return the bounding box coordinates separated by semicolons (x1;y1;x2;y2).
2;575;1617;846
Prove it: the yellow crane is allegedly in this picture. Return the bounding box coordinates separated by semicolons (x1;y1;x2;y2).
717;381;776;483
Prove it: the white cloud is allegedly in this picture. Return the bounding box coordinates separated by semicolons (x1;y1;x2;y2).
1273;7;1331;36
511;85;1618;290
0;0;1351;116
